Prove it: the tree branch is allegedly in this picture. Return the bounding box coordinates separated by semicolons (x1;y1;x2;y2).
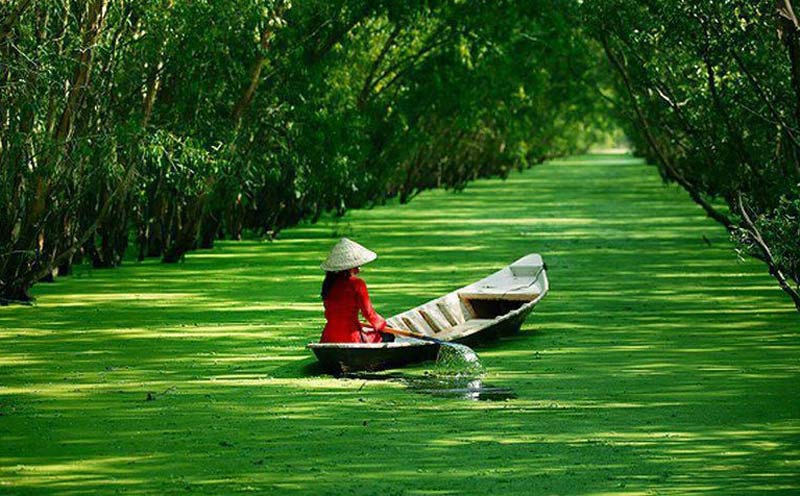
737;192;800;310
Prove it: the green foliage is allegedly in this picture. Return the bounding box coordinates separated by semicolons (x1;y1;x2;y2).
583;0;800;307
0;0;609;301
752;194;800;283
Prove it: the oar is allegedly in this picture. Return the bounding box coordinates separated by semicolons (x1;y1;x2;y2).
362;322;482;371
361;321;446;344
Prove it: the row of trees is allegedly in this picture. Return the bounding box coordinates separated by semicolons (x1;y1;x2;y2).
584;0;800;310
0;0;611;303
5;1;796;310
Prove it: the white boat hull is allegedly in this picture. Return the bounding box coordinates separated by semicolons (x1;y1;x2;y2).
308;254;549;374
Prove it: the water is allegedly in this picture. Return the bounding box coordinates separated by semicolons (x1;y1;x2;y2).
434;342;484;376
342;342;516;401
419;343;514;401
404;375;517;401
342;372;517;401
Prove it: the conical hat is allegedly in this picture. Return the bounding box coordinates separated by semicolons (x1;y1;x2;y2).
320;238;377;272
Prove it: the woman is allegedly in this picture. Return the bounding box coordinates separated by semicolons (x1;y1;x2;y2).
319;238;390;343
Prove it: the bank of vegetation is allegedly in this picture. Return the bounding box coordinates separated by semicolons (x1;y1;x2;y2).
1;0;798;310
584;0;800;309
0;0;608;302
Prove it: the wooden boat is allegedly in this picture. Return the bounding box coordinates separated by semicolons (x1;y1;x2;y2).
307;254;549;374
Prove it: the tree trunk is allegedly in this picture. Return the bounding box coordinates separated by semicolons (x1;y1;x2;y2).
162;198;206;263
777;0;800;123
54;0;109;145
0;283;33;305
232;3;286;124
57;252;75;277
737;194;800;311
199;212;221;249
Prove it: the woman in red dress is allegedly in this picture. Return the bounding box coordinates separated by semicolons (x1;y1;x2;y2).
319;238;389;343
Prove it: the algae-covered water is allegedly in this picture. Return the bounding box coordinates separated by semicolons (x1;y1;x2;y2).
1;154;798;494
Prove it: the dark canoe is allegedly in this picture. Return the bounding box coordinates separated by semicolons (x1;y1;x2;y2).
308;254;549;375
310;340;440;375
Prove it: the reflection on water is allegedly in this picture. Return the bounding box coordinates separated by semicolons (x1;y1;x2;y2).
404;376;517;401
341;372;517;402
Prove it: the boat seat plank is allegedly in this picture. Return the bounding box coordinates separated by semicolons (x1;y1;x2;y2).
437;294;468;324
401;313;433;336
418;311;442;333
386;317;404;329
436;301;459;326
419;305;451;333
458;270;540;301
458;290;540;301
509;254;544;278
435;319;494;341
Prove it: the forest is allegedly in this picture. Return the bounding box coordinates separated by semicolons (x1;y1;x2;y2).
3;2;800;494
1;0;798;310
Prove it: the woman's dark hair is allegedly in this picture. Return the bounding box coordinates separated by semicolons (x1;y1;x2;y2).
321;270;348;300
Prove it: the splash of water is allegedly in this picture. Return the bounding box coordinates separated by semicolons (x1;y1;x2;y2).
433;342;485;377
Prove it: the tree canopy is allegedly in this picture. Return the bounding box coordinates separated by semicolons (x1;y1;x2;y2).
583;0;800;308
0;0;610;302
1;0;798;309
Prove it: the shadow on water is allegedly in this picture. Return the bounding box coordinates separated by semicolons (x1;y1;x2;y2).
341;371;517;402
2;154;799;494
406;376;517;401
